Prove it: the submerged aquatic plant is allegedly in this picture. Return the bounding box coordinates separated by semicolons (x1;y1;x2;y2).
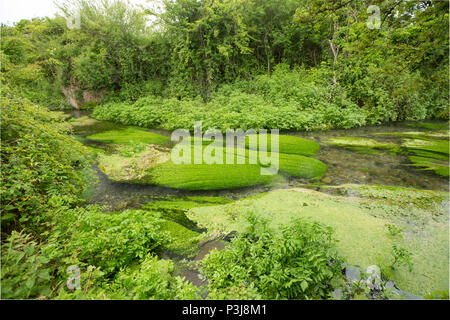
96;134;328;190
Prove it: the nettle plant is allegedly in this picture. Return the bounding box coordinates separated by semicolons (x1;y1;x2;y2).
1;231;54;299
201;212;343;299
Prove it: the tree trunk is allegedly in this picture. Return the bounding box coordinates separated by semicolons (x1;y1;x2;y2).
264;33;271;75
328;39;338;86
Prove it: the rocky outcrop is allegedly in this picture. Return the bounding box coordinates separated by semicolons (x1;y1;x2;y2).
332;264;423;300
61;81;102;109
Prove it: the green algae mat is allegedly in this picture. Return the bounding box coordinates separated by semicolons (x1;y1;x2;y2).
244;134;320;156
326;137;398;154
140;196;232;256
96;133;328;190
402;137;449;177
87;127;170;145
187;186;449;296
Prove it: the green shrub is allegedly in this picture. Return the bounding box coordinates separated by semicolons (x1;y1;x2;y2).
118;80;165;102
1;231;55;299
92;69;369;133
73;52;111;90
113;255;198;300
0;86;92;231
55;255;198;300
52;208;170;274
202;213;342;299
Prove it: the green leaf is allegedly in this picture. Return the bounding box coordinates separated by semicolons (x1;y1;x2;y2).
25;276;36;289
301;281;308;292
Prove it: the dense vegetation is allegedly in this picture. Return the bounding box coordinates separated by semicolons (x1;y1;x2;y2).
0;88;342;299
0;85;92;234
0;88;196;299
202;213;342;299
1;0;448;300
1;0;448;126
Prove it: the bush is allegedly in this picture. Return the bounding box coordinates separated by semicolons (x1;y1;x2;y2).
0;86;92;231
118;80;165;102
1;231;55;299
201;213;342;299
73;52;112;90
113;255;198;299
51;208;171;274
93;68;369;132
1;205;194;299
55;255;198;300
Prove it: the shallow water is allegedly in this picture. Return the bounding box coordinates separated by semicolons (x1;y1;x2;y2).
68;111;448;211
290;123;448;192
69;111;281;209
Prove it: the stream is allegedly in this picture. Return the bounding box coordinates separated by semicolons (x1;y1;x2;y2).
67;111;448;289
69;110;448;211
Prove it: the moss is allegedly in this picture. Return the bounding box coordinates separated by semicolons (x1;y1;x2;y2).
94;133;328;190
244;134;320;156
98;140;326;190
80;143;106;156
183;134;321;156
141;197;233;255
70;117;127;137
97;144;170;182
146;144;326;190
350;147;381;155
407;149;448;160
187;188;449;295
408;156;449;177
326;135;449;177
70;116;99;127
321;184;449;222
144;196;231;211
184;196;232;204
180;136;222;146
96;143;272;189
326;137;397;149
87;126;169;145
